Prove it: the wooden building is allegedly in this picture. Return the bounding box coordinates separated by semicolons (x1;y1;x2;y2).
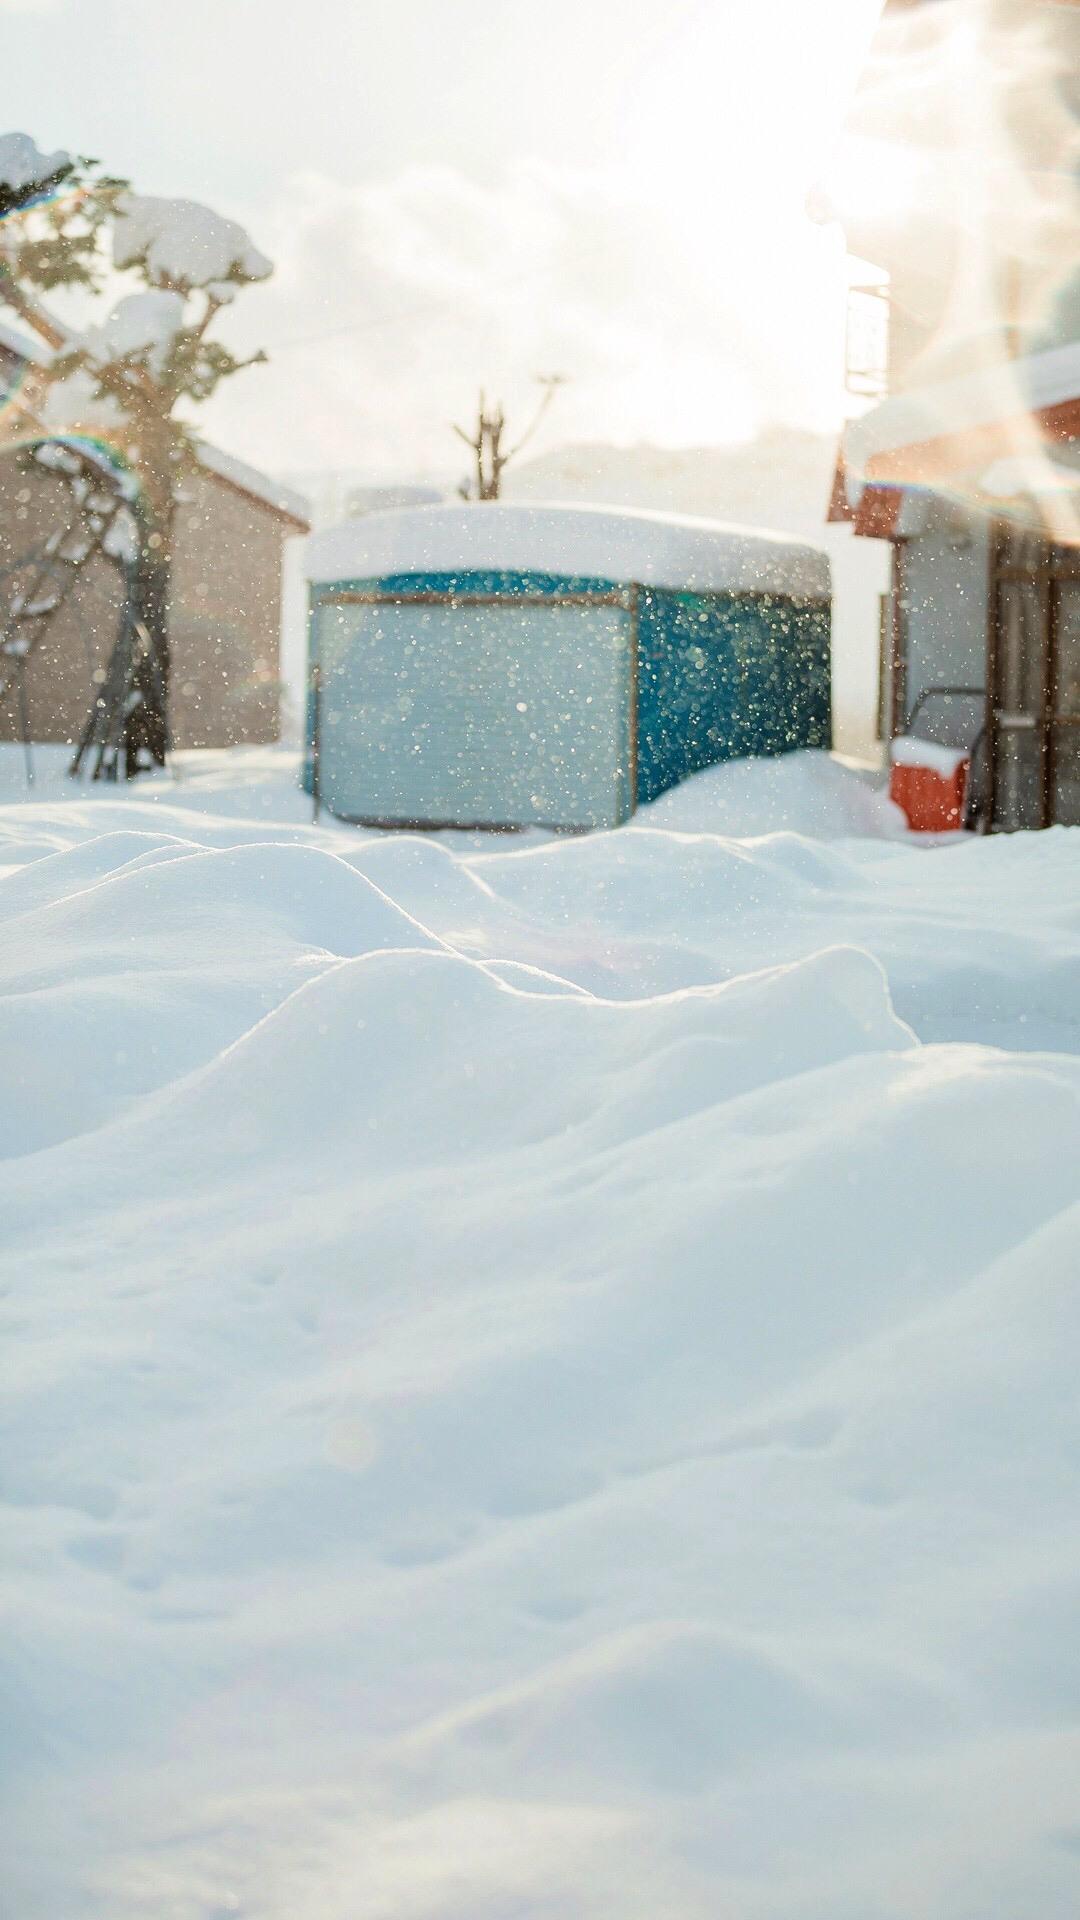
0;319;309;750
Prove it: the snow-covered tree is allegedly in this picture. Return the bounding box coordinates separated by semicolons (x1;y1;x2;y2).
0;137;122;341
0;132;272;769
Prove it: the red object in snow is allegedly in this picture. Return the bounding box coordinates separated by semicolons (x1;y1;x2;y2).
889;749;970;831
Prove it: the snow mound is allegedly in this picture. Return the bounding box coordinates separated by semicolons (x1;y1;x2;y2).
0;837;443;986
640;747;906;839
398;1621;841;1796
39;941;908;1184
0;837;448;1154
4;750;1080;1918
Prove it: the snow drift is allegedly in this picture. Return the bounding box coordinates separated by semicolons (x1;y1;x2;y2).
2;746;1080;1920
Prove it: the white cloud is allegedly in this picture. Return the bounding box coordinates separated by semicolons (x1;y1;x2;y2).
201;157;850;483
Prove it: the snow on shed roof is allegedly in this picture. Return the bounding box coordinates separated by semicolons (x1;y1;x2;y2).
843;339;1080;480
307;502;830;597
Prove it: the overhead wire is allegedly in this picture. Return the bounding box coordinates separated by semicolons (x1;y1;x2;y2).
258;264;550;354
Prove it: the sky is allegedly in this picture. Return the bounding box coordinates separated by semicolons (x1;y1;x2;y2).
2;0;886;481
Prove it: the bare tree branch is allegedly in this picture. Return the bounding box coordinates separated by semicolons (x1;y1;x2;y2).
452;377;565;501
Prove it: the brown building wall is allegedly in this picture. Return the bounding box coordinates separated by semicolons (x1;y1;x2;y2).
169;465;290;748
0;444;300;749
0;452;123;745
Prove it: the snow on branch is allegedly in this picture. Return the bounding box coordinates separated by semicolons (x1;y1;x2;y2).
78;290;187;376
0;132;71;196
112;193;272;296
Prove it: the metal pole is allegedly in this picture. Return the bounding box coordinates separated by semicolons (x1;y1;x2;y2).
15;661;33;789
983;521;1000;832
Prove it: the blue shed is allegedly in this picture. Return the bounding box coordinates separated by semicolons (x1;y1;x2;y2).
305;504;831;829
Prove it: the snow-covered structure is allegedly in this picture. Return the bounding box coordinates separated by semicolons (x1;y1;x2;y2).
306;503;831;830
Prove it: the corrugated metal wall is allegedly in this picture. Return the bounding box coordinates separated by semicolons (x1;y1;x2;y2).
308;569;831;824
636;589;832;802
315;573;635;828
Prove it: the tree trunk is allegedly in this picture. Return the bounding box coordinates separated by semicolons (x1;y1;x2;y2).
123;518;171;778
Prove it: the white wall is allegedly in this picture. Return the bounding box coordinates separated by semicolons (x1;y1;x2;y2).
818;522;890;756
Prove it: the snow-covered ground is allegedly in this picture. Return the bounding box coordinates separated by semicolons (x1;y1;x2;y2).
3;744;1080;1920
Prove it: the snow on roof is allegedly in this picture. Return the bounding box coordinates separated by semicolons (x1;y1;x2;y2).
112;194;272;295
195;441;310;529
0;315;49;366
307;502;831;597
844;339;1080;476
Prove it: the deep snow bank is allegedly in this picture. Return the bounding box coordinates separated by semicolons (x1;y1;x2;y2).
3;748;1080;1920
639;747;906;839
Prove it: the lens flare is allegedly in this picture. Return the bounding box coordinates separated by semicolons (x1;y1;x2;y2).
829;0;1080;541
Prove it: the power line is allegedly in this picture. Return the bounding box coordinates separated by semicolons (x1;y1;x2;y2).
260;265;548;354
